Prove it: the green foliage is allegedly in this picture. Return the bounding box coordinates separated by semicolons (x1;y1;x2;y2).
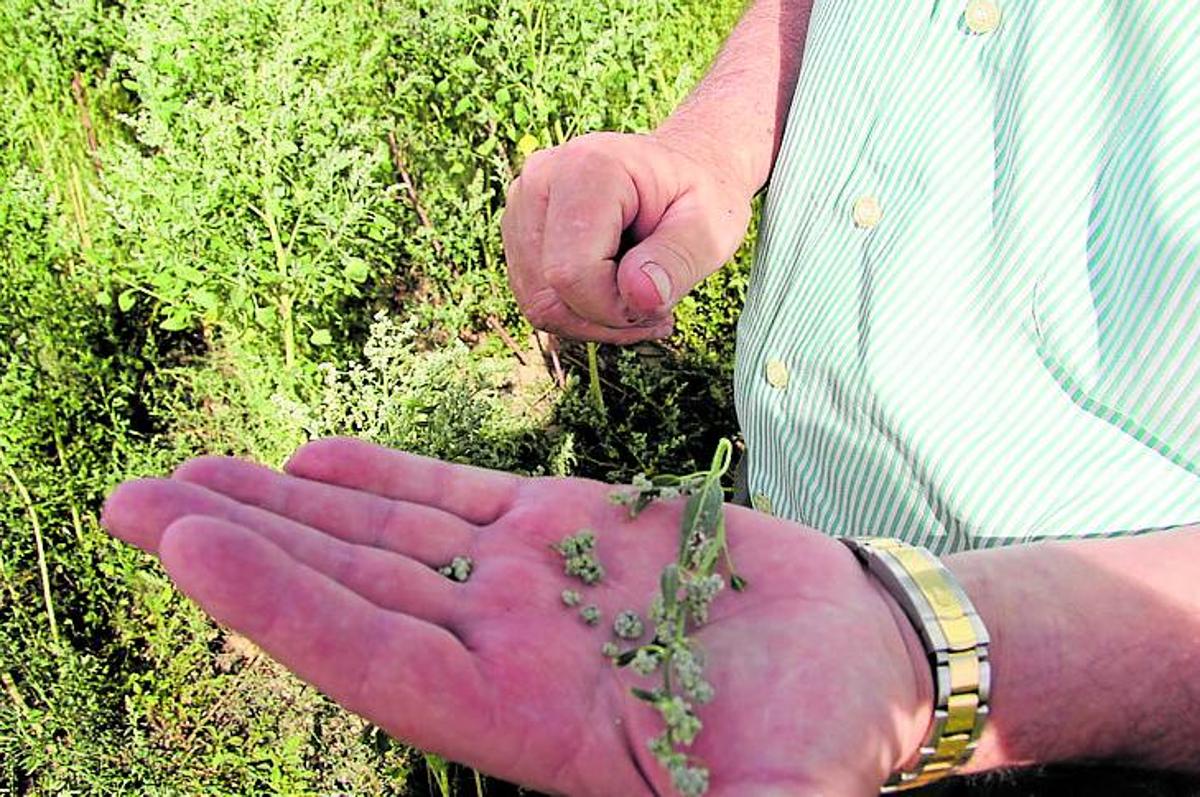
0;0;751;792
104;0;399;363
551;345;741;483
274;311;569;474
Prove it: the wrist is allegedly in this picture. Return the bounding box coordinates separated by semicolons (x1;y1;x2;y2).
865;573;937;777
945;544;1111;773
844;538;994;790
649;124;762;203
943;544;1117;773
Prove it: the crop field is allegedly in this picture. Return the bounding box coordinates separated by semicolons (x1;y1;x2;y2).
0;0;755;792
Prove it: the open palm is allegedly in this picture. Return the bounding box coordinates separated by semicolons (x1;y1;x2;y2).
102;438;926;796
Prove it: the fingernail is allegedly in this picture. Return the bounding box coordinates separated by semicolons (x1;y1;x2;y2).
640;262;672;306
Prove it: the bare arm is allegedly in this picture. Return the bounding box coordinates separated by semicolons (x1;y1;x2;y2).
946;528;1200;775
503;0;816;339
655;0;815;195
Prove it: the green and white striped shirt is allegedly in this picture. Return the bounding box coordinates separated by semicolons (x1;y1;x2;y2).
735;0;1200;553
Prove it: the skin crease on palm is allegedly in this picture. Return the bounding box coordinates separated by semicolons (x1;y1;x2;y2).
101;436;931;797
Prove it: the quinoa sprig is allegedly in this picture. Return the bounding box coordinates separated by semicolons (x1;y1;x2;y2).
609;438;744;797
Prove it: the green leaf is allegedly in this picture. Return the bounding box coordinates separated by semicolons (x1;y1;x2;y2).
160;312;191;331
631;687;661;705
679;478;722;561
660;564;680;612
516;133;539;157
343;258;370;284
476;136;498;157
254;306;277;326
310;328;333;346
193;288;218;311
176;264;205;285
117;290;137;313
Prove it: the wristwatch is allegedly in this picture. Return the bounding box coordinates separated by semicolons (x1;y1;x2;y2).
840;537;991;792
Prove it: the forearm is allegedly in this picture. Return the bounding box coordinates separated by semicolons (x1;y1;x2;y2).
947;527;1200;774
653;0;814;197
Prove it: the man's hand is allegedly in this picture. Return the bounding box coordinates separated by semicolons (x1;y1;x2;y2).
101;438;929;796
502;132;755;343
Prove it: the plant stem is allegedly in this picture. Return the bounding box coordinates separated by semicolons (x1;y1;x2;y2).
586;341;604;413
2;461;59;647
424;752;453;797
257;193;296;368
52;422;83;542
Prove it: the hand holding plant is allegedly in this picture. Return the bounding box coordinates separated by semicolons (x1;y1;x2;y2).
102;438;931;796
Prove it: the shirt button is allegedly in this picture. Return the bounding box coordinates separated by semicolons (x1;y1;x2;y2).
964;0;1001;34
851;195;883;229
765;359;789;389
751;493;774;515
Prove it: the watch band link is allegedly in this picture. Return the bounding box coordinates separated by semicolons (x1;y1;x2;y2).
840;537;991;792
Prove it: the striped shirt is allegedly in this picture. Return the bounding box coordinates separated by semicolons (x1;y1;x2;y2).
734;0;1200;553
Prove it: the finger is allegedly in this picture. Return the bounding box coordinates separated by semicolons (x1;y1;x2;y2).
502;166;551;315
540;151;639;327
616;198;724;317
284;438;521;525
158;516;490;753
522;294;674;344
173;456;474;565
104;478;460;624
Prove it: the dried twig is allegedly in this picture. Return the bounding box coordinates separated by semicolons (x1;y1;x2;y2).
180;653;262;754
387;131;444;258
70;73;101;174
486;315;527;365
535;330;566;388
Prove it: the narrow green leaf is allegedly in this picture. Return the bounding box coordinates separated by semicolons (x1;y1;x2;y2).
660;564;680;612
631;687;661;704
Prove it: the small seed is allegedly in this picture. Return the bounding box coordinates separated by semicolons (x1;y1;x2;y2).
601;642;619;658
557;530;605;585
561;588;582;607
630;648;660;676
580;604;601;626
613;609;645;640
437;556;474;582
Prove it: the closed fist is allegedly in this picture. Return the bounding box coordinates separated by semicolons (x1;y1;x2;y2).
502;132;754;344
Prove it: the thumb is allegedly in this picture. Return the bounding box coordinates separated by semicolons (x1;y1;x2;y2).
615;204;721;318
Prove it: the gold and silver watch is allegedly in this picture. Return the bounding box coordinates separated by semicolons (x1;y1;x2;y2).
840;537;991;792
